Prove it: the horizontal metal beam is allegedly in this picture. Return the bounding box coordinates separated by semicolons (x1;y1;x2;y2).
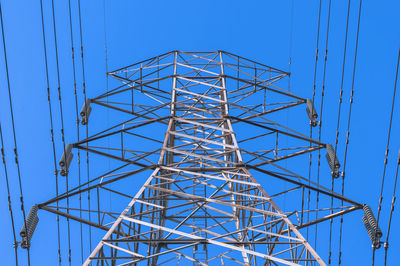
246;164;362;207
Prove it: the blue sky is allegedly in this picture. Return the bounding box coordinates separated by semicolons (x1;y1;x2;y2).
0;0;399;265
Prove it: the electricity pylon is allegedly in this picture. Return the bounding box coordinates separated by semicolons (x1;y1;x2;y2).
34;51;368;265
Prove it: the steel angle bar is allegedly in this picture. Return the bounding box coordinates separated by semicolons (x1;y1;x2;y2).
220;51;289;74
246;165;362;207
122;216;299;266
39;164;155;208
160;166;259;187
176;62;220;76
231;101;305;121
143;185;284;218
76;116;169;145
110;51;173;74
169;131;235;149
252;145;325;167
229;115;324;145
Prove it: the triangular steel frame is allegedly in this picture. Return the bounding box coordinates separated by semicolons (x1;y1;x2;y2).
39;51;363;266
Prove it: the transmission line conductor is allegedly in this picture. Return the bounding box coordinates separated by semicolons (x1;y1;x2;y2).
306;99;318;127
80;98;92;125
325;144;340;178
59;143;73;176
19;205;39;249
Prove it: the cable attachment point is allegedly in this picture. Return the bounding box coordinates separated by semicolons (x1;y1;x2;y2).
306;99;318;127
325;144;340;178
59;143;73;176
362;205;383;249
80;98;92;125
20;205;39;249
398;149;400;164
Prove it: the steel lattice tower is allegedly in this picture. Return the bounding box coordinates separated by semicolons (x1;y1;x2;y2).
35;51;367;265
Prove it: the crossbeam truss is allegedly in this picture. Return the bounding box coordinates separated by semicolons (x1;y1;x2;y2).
39;51;362;265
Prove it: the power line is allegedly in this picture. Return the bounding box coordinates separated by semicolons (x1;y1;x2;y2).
0;2;30;265
287;0;294;92
0;5;18;266
77;0;92;252
103;0;113;219
384;150;400;265
372;23;398;266
50;0;72;264
308;0;322;249
340;0;363;262
335;0;352;264
1;1;390;264
312;0;334;263
0;123;19;264
381;46;400;266
67;0;83;263
38;0;62;264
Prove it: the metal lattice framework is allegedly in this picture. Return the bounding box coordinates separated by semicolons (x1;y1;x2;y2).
38;51;364;265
